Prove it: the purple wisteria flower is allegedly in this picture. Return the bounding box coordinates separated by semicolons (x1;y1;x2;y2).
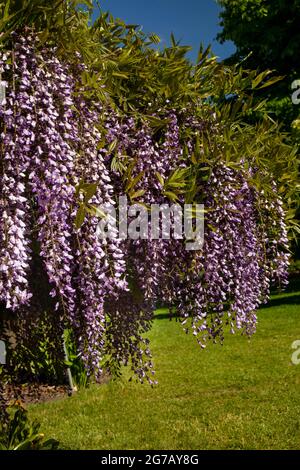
0;34;291;383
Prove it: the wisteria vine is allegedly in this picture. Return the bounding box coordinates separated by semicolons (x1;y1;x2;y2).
0;33;290;383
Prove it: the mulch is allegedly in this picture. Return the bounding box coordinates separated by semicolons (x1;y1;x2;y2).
3;383;70;405
2;372;111;406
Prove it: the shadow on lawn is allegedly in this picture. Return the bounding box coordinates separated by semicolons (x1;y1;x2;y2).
261;294;300;309
154;276;300;319
153;313;179;320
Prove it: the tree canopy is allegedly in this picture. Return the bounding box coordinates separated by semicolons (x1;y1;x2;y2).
217;0;300;131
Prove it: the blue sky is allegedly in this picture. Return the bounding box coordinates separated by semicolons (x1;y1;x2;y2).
92;0;235;62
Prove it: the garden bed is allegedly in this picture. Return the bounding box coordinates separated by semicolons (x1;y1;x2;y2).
3;370;111;406
3;383;70;405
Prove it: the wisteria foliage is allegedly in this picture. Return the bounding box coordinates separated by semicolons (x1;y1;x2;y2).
0;34;290;383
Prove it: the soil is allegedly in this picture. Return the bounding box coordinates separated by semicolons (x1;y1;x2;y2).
2;372;111;405
3;383;70;405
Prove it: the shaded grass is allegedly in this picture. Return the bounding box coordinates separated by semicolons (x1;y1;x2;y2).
29;282;300;450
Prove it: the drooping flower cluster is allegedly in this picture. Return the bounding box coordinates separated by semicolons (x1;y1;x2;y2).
102;115;291;351
258;182;290;288
0;35;128;377
0;33;290;382
0;44;33;310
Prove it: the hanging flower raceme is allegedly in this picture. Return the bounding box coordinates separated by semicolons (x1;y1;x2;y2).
103;114;291;353
73;96;128;376
29;46;78;323
0;40;33;310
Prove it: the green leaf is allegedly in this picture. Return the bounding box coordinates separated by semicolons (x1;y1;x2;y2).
125;171;144;192
86;205;107;219
155;172;165;187
130;189;146;199
164;191;179;202
82;183;98;202
3;0;10;20
75;204;86;229
108;139;118;154
145;115;169;132
149;33;160;44
13;434;44;450
257;75;285;89
112;71;129;79
75;182;98;202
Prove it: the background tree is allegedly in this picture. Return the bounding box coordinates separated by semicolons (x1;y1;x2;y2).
217;0;300;133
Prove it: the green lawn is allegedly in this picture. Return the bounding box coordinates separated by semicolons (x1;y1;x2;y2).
29;280;300;450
